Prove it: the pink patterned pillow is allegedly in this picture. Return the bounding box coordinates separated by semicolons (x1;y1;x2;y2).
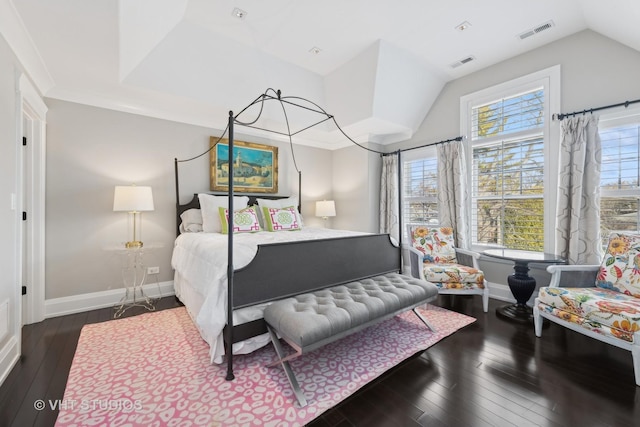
262;206;301;231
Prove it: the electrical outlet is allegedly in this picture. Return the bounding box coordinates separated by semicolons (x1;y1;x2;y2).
147;266;159;275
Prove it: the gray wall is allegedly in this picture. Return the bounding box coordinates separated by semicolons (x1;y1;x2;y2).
388;29;640;301
393;30;640;153
332;144;382;232
33;29;640;304
45;100;334;299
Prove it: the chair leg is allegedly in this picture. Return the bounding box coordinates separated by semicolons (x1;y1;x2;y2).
533;301;543;337
632;341;640;386
482;287;489;313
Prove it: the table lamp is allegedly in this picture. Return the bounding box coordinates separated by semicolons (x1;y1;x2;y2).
315;200;336;221
113;185;154;248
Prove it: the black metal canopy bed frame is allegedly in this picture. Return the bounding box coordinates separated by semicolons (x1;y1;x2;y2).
174;89;403;381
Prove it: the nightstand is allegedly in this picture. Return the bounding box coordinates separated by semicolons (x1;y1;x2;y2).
110;245;160;318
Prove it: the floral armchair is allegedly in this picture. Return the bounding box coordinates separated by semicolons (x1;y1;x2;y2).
533;232;640;386
407;225;489;312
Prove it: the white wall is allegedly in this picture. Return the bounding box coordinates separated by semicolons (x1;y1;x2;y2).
45;99;334;300
14;28;640;322
387;29;640;301
332;144;381;233
393;30;640;152
0;34;22;385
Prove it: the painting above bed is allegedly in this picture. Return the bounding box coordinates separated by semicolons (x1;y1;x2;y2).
210;137;278;193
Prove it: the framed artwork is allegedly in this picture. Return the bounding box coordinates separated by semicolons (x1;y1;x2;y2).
210;137;278;193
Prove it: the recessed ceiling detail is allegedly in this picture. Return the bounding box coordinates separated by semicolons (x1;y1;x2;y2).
6;0;640;149
231;7;247;20
455;21;472;31
518;20;555;40
450;55;476;68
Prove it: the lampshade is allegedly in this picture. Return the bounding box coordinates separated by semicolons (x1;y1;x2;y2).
315;200;336;218
113;185;154;212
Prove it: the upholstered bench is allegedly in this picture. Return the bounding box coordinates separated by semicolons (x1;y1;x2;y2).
263;272;439;407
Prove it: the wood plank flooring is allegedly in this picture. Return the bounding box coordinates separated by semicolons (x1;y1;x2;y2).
1;295;638;426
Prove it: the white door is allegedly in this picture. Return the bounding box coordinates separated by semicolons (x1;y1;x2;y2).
21;115;33;326
18;75;47;326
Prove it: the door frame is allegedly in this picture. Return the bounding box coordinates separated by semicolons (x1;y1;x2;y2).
17;73;47;325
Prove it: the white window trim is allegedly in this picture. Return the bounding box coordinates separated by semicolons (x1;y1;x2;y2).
460;65;561;253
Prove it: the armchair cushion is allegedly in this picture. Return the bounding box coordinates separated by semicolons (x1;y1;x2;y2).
537;286;640;343
423;263;485;290
596;232;640;297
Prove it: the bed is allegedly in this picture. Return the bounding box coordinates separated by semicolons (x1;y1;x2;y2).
172;193;402;374
173;89;403;381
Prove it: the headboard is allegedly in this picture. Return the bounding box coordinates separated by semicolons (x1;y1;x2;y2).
176;193;297;236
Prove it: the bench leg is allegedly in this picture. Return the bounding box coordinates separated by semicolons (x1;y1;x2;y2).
266;325;308;408
413;307;436;332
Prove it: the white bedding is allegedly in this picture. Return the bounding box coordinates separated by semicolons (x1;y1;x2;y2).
171;227;367;363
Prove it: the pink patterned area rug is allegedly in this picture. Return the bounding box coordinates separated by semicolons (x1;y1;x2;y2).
55;305;474;426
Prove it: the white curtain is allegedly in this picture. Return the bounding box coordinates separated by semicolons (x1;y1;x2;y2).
379;154;399;241
437;140;469;249
556;115;603;265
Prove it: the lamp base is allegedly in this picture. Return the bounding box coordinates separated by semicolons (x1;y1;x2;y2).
125;241;143;248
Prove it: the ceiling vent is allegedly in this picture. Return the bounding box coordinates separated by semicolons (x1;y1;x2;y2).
518;20;555;40
451;55;476;69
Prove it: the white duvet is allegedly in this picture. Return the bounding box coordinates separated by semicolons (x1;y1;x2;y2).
171;227;367;363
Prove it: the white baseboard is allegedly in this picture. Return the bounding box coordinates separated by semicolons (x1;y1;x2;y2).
487;281;516;303
487;281;544;306
0;336;19;387
44;280;175;319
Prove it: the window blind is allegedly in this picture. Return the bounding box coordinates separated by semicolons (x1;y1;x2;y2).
402;153;438;239
470;87;545;251
471;89;544;142
600;122;640;235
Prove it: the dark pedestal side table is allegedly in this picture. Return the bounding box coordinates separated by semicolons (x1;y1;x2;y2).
483;249;565;324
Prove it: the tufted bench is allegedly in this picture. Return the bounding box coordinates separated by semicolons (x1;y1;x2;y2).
263;272;439;407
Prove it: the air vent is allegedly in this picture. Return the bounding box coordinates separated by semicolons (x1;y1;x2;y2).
451;55;476;69
518;20;554;40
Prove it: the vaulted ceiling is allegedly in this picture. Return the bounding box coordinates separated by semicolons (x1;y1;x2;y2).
4;0;640;148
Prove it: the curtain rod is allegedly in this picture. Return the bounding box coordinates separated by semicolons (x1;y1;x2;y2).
381;136;463;157
553;98;640;121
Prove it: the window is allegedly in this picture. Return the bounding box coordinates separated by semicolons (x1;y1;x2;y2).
599;108;640;238
461;66;560;252
402;147;438;238
472;134;545;250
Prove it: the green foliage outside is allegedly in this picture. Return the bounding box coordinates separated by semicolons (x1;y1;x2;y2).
473;90;545;250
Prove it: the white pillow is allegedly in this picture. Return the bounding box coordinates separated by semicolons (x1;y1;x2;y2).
198;194;250;233
257;196;304;227
179;208;203;233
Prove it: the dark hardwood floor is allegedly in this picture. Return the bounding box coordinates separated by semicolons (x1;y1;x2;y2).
1;295;638;426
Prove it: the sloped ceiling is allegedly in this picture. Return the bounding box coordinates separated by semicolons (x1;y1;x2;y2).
4;0;640;148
